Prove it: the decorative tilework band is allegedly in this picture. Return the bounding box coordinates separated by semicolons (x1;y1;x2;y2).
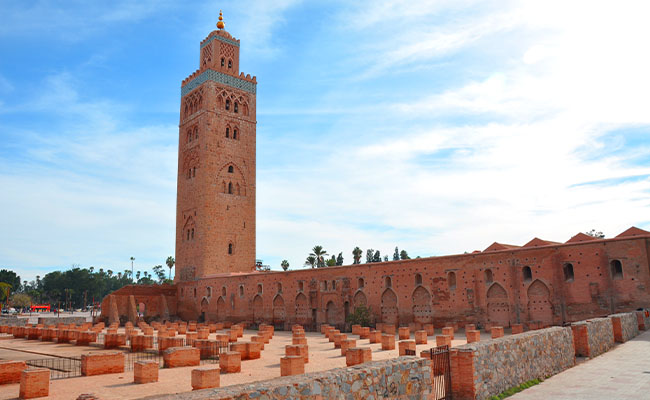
181;69;256;96
200;33;240;49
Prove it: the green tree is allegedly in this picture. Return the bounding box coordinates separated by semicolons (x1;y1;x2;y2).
393;247;400;261
400;250;410;260
336;252;344;266
310;245;328;268
152;265;166;283
11;293;31;309
346;304;371;327
585;229;605;238
366;249;374;263
165;256;175;280
352;247;362;264
0;270;20;293
326;256;336;267
373;250;381;262
304;256;316;269
281;260;290;271
0;282;12;303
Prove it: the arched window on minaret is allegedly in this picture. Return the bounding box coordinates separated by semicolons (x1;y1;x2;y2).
226;127;230;138
233;129;238;139
192;167;196;177
228;243;233;255
228;166;233;173
228;182;233;194
234;102;238;113
194;126;198;140
221;57;225;67
225;99;230;111
228;59;232;69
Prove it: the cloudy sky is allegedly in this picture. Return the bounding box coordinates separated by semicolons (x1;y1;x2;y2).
1;0;649;282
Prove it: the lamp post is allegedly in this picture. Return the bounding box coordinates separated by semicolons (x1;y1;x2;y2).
130;256;135;283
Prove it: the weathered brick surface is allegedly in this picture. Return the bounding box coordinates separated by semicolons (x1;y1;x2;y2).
333;333;347;349
146;357;432;399
134;360;159;384
491;326;504;339
511;324;524;334
398;327;410;340
219;351;241;373
381;334;395;350
159;337;186;354
609;312;639;343
163;347;200;368
19;368;49;399
81;352;125;376
104;333;126;349
192;367;220;390
280;356;304;376
398;340;415;356
442;326;454;340
340;339;356;356
571;317;614;358
450;326;574;400
131;335;154;352
466;330;480;343
436;335;451;347
414;330;428;345
636;310;650;330
0;360;26;384
346;347;371;366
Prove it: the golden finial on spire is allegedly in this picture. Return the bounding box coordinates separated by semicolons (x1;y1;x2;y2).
217;10;225;30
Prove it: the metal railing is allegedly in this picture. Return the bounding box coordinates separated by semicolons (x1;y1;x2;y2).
124;350;162;371
26;357;82;380
428;345;452;400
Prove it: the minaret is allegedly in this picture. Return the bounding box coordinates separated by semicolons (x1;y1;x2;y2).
175;11;257;281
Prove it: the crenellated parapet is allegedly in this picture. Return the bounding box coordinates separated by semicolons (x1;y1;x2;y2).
181;69;257;97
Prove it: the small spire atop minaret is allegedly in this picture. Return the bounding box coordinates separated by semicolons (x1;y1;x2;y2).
217;10;225;30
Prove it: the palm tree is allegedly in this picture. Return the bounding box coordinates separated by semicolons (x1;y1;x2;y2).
107;270;113;278
310;245;328;268
305;256;316;269
166;256;175;280
352;247;363;264
281;260;290;271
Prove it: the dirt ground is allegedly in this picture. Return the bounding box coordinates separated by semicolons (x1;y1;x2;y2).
0;327;499;399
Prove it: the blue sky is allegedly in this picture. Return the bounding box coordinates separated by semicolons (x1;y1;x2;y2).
1;0;649;283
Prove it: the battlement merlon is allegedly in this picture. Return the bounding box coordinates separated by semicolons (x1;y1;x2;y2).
181;69;257;97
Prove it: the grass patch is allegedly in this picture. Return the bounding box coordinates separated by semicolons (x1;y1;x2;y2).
489;378;543;399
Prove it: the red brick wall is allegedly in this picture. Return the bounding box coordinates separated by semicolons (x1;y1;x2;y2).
175;28;257;283
0;361;26;384
81;352;125;376
173;236;650;326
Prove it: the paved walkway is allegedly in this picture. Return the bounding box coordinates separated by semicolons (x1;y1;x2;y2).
512;329;650;400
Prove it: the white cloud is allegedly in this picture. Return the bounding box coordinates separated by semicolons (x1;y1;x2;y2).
256;0;650;269
0;73;177;280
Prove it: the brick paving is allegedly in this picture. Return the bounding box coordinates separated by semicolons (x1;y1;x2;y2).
512;329;650;400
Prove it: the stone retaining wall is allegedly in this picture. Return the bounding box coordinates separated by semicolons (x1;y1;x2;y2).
38;316;86;326
0;317;27;327
450;326;574;400
571;317;614;358
609;312;639;343
142;357;432;400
